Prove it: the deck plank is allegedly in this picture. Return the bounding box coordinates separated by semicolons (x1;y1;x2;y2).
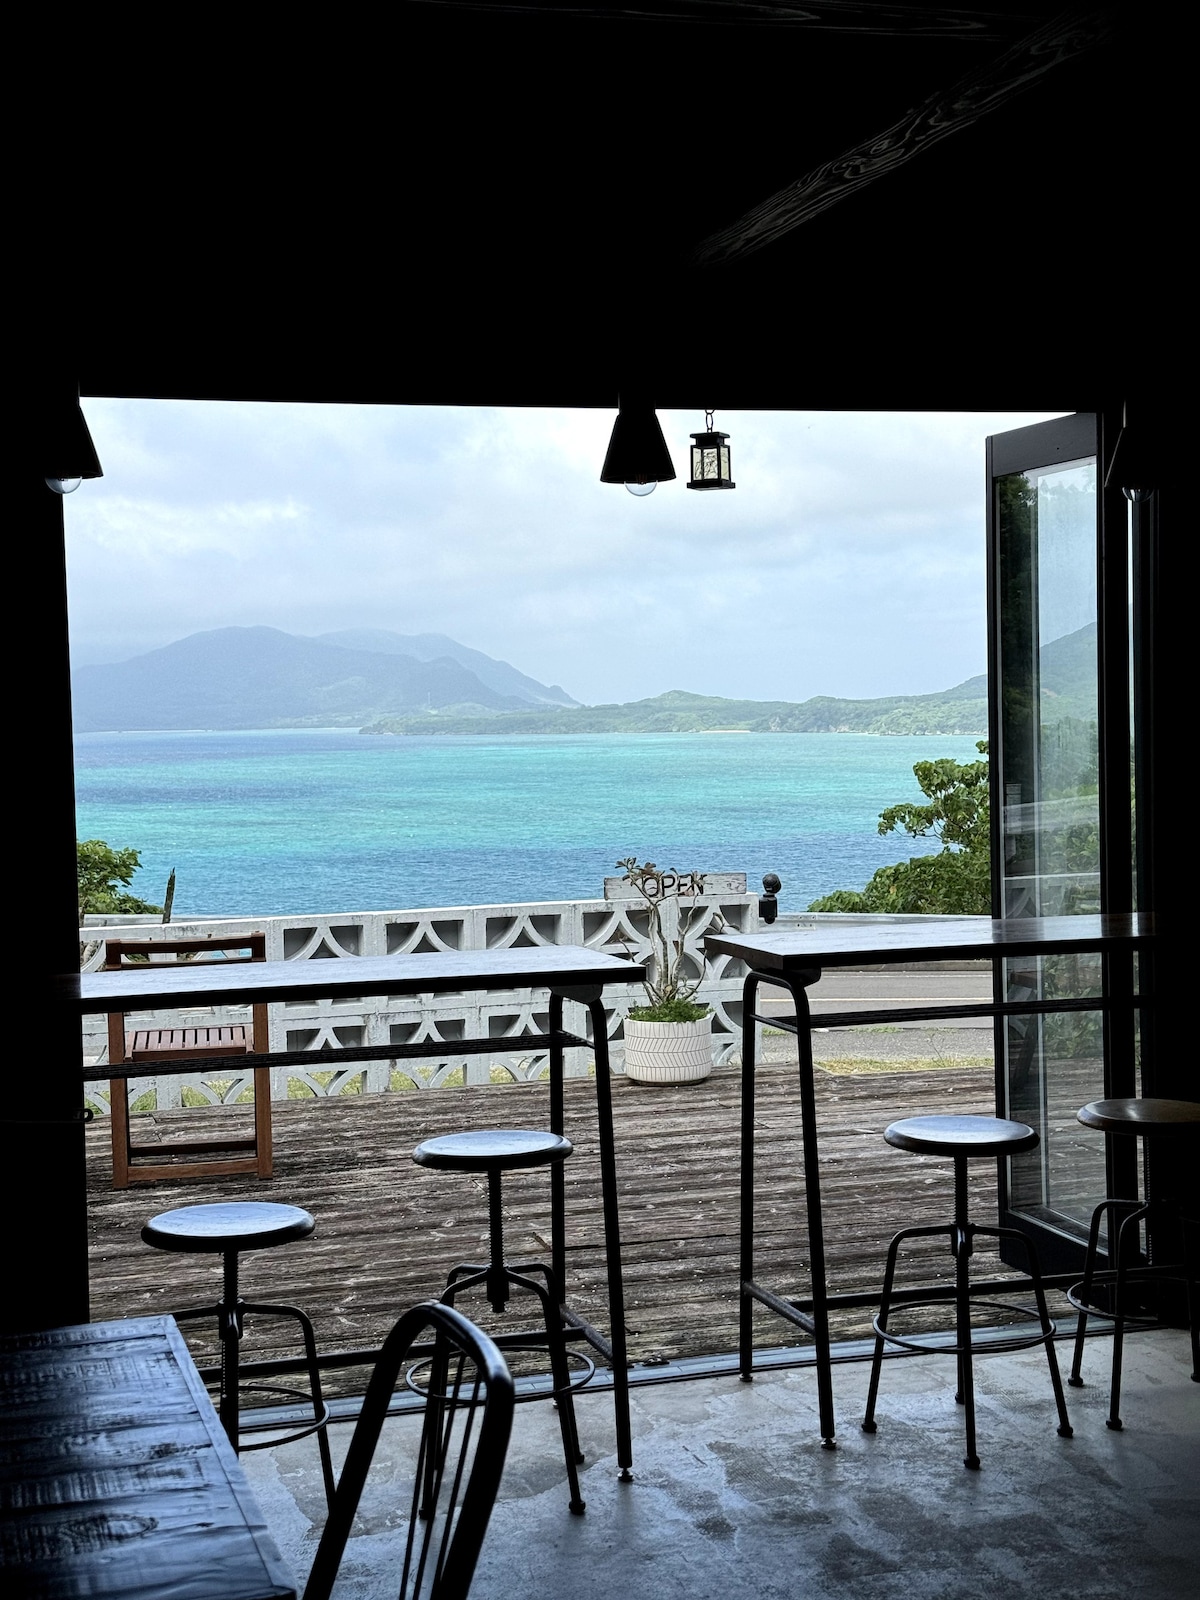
87;1059;1016;1385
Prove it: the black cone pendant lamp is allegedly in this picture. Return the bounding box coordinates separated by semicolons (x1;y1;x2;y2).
42;388;104;494
600;396;676;497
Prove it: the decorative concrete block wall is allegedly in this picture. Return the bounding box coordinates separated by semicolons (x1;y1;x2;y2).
82;883;763;1112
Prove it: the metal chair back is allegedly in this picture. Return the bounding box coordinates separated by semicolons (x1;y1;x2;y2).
303;1301;515;1600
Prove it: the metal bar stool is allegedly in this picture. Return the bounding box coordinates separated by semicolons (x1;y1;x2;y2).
141;1201;336;1507
862;1115;1073;1469
413;1129;592;1514
1068;1098;1200;1429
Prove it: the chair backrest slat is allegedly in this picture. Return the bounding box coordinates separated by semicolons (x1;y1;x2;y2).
103;933;267;969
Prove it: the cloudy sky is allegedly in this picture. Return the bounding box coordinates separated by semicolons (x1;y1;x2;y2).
64;402;1062;706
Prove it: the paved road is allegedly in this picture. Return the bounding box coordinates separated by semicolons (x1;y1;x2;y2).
754;965;995;1063
758;966;993;1026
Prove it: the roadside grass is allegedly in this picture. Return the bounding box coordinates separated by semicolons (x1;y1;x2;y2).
762;1025;993;1076
816;1056;993;1076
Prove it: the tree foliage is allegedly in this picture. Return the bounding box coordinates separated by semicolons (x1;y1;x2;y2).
807;742;991;915
77;839;163;924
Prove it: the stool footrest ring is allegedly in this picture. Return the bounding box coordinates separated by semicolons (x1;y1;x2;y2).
873;1295;1057;1358
405;1343;595;1405
235;1383;332;1451
1066;1276;1168;1330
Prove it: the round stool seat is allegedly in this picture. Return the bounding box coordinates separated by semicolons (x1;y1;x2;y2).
414;1129;573;1172
884;1115;1038;1158
142;1202;316;1254
1077;1098;1200;1136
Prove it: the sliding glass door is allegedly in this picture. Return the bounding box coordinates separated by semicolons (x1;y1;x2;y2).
987;413;1134;1271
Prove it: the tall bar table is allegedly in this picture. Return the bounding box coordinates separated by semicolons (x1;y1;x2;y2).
703;913;1155;1448
74;945;646;1478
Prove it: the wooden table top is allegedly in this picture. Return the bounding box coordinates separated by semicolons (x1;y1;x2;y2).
704;912;1155;972
72;944;646;1014
0;1316;296;1599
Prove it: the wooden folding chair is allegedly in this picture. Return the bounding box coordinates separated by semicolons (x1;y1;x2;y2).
105;933;272;1187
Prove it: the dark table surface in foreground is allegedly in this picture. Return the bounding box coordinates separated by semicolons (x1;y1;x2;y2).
0;1316;296;1600
704;913;1155;971
73;944;646;1014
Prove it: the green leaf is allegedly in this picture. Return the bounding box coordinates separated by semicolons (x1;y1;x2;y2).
627;1000;710;1024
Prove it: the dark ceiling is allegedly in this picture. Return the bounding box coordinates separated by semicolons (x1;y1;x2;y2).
50;2;1165;409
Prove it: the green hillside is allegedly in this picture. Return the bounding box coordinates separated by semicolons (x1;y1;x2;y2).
361;686;991;738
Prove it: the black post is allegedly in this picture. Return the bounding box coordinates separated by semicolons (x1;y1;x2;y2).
758;873;780;923
4;465;88;1331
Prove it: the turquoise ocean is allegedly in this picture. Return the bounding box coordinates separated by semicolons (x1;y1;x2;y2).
73;730;987;919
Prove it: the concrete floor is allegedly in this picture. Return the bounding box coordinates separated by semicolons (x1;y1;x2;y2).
245;1328;1198;1600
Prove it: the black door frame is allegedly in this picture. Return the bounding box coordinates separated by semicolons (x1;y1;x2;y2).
986;410;1142;1273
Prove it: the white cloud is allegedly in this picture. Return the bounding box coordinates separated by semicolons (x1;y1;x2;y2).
78;495;306;560
66;399;1063;701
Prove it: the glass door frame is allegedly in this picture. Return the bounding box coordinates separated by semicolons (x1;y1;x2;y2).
985;410;1140;1272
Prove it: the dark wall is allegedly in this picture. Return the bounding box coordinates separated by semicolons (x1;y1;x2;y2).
63;6;1163;413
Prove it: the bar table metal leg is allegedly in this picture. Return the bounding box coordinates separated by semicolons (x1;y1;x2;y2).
549;985;634;1480
738;973;758;1381
738;966;835;1447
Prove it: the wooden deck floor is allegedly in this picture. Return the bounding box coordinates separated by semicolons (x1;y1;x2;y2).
86;1056;1017;1387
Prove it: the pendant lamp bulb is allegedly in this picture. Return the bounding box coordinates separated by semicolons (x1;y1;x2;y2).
626;480;657;497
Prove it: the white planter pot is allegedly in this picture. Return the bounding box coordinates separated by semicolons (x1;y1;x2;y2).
623;1015;713;1084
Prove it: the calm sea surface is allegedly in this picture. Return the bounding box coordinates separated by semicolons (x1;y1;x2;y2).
73;730;986;919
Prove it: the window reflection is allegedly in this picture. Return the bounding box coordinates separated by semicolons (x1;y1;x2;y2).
995;456;1105;1236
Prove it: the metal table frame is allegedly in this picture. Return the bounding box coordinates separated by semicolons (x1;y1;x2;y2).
75;945;645;1479
703;913;1155;1448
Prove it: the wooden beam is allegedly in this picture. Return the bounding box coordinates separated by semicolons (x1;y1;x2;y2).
690;5;1115;267
407;0;1031;41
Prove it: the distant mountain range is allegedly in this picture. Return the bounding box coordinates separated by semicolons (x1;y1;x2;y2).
70;627;577;732
313;630;577;708
362;623;1098;738
71;621;1098;737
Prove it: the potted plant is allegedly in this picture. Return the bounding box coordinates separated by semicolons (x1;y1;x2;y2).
615;857;722;1084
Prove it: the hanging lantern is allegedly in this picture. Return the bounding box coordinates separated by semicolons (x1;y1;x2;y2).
687;410;735;491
